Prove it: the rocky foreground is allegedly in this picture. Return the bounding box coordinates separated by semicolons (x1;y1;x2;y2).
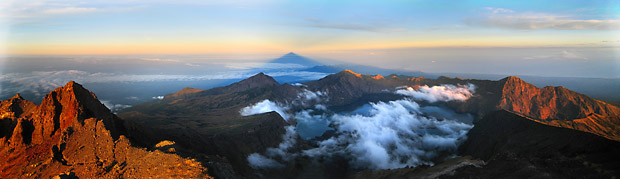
0;82;211;178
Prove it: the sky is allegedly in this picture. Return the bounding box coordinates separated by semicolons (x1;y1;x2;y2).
0;0;619;78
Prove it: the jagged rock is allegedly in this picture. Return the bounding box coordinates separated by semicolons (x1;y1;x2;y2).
0;81;212;178
52;172;78;179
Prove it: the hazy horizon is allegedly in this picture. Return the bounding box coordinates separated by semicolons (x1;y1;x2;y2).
1;0;619;78
1;0;619;108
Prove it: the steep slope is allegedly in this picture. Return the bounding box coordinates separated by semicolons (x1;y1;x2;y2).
163;72;280;102
0;94;36;119
0;81;211;178
304;70;400;106
454;110;620;178
120;73;300;177
498;76;620;120
0;94;37;146
164;87;206;100
497;76;620;140
202;72;280;95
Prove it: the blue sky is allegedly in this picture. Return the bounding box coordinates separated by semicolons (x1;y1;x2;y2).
0;0;619;77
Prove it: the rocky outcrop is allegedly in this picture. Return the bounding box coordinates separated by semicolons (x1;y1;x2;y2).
498;76;620;120
0;94;36;119
496;76;620;140
0;81;212;178
455;110;620;178
0;94;37;146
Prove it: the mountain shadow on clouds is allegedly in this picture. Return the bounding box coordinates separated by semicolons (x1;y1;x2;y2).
268;52;324;67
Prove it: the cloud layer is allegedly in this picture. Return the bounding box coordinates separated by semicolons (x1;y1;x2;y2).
243;84;477;170
395;84;475;103
248;126;298;169
0;69;329;99
304;83;476;169
240;99;290;121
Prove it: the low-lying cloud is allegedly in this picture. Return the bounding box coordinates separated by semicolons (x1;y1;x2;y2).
248;126;298;169
242;83;477;170
396;84;475;102
0;70;329;100
240;99;290;121
304;98;473;169
101;100;132;114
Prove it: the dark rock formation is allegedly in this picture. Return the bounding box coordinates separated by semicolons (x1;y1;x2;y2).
455;110;620;178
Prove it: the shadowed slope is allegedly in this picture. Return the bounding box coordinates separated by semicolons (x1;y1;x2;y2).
455;110;620;178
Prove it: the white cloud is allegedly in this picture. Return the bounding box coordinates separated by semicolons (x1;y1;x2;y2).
295;89;327;106
243;84;476;170
484;7;514;14
522;50;588;60
467;7;620;30
40;7;99;15
395;84;476;103
240;99;290;121
101;100;131;113
561;50;588;60
247;153;284;169
303;98;473;169
141;58;181;63
248;126;297;169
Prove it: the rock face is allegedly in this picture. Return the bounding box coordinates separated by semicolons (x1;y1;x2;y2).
496;76;620;140
456;110;620;178
498;76;620;120
0;81;211;178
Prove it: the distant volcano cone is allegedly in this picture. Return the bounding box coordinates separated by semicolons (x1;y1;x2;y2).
268;52;323;67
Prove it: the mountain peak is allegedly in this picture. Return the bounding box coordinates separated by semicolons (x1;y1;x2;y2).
231;72;279;88
284;52;298;56
34;81;121;141
10;93;23;100
246;72;274;81
0;81;209;178
340;69;362;78
1;93;36;119
59;81;93;98
372;75;384;80
501;76;524;83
